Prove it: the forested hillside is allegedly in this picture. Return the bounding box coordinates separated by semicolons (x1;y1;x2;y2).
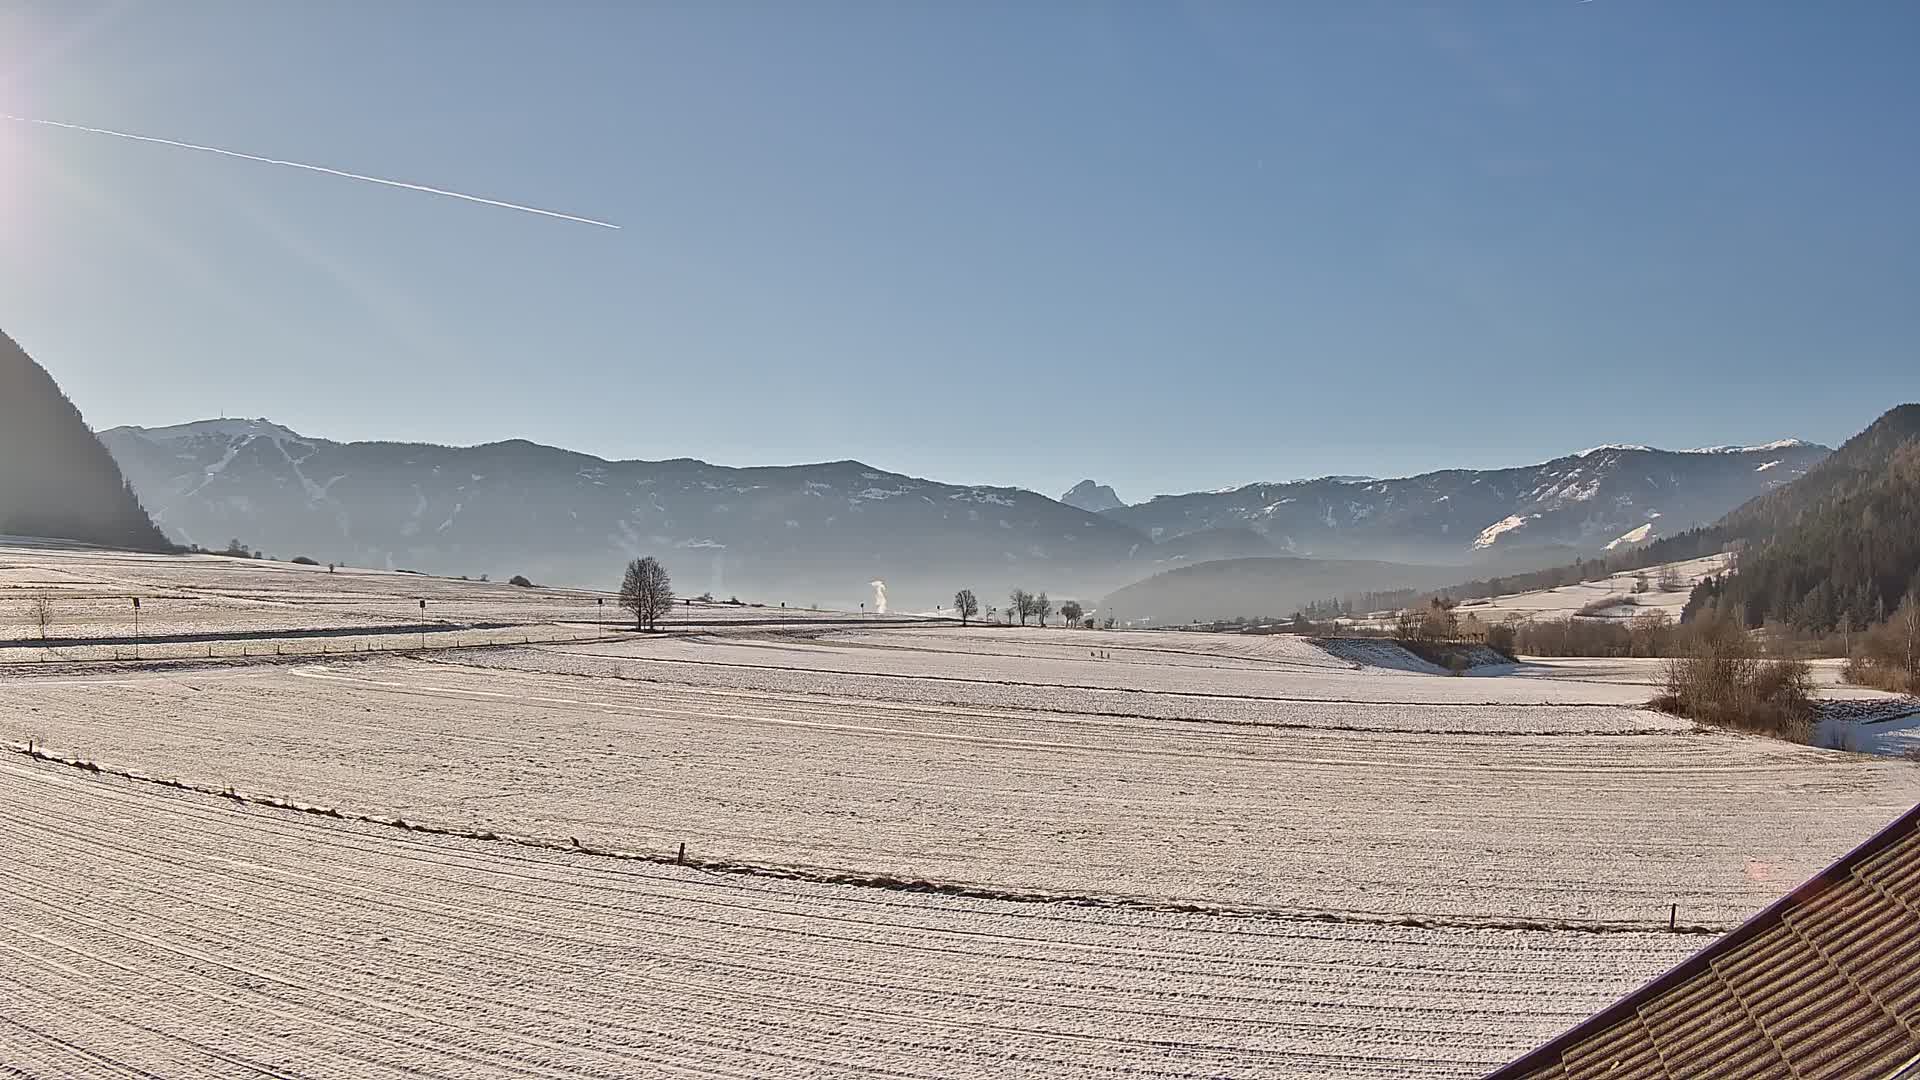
1684;406;1920;632
0;330;169;550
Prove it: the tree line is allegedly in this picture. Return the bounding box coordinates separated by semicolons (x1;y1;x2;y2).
949;587;1089;628
1682;441;1920;637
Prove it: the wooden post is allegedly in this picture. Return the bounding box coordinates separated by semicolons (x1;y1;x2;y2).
1670;903;1677;930
677;842;686;866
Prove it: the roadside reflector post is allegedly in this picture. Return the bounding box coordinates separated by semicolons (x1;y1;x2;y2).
677;842;686;866
1670;904;1677;930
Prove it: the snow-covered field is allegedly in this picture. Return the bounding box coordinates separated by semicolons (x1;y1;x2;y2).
1447;553;1732;624
0;757;1692;1079
0;542;909;655
3;547;1918;1078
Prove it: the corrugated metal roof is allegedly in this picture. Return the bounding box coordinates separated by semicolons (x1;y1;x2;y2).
1486;802;1920;1080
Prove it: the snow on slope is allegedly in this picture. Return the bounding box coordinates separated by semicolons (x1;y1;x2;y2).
1683;439;1814;454
1451;553;1731;624
1604;523;1656;550
1473;514;1534;549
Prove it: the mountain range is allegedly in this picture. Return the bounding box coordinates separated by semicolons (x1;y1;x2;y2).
101;418;1829;608
1100;440;1828;564
101;420;1152;607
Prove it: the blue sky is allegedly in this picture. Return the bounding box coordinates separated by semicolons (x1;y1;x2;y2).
2;2;1916;501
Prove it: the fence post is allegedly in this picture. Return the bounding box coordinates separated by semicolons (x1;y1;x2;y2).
1669;904;1677;930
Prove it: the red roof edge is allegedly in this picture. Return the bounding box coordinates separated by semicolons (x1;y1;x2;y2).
1483;800;1920;1079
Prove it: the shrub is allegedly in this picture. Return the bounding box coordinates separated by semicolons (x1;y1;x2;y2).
1654;617;1816;741
1393;598;1458;643
1627;611;1676;658
1576;595;1635;617
509;575;534;588
1844;657;1918;695
290;556;319;566
1484;622;1518;659
1844;598;1920;694
1513;617;1632;657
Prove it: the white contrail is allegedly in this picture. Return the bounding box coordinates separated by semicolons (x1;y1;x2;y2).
3;114;621;230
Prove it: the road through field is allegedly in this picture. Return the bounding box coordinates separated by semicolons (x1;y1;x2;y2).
0;757;1696;1079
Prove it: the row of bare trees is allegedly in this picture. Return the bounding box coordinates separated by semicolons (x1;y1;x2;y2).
1007;589;1050;626
949;588;1086;628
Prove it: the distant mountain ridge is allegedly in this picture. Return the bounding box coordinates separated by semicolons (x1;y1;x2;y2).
101;420;1150;607
102;418;1830;606
0;330;167;551
1101;442;1828;563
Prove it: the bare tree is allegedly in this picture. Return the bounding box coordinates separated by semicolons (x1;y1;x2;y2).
1034;592;1053;627
1628;610;1674;658
953;589;979;626
618;557;674;631
1008;588;1031;626
29;596;52;641
1901;592;1920;682
1855;592;1920;694
1416;597;1458;642
1059;600;1084;626
1656;563;1684;593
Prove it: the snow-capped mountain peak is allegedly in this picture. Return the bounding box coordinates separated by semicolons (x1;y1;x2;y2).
1681;438;1814;454
1574;444;1655;457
